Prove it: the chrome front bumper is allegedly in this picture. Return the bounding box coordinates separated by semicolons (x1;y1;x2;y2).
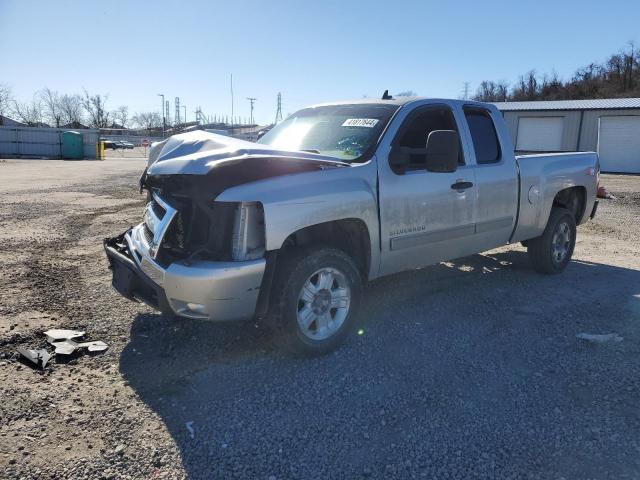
105;225;266;321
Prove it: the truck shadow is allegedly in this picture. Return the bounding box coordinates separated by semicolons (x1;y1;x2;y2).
120;250;640;479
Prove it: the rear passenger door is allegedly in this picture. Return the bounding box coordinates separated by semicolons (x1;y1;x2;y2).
462;107;518;251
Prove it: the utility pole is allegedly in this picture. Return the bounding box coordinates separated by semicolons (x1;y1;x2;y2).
247;97;256;125
165;100;170;127
175;97;180;125
230;74;234;131
183;105;187;125
157;93;165;138
274;92;283;124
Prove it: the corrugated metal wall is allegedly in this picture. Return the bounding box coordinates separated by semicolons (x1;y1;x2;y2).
502;110;582;151
502;108;640;153
0;126;99;159
579;109;640;151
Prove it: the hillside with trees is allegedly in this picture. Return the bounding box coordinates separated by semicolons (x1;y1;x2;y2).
474;42;639;102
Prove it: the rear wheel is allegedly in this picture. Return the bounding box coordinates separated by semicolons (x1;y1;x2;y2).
270;246;361;356
527;207;576;274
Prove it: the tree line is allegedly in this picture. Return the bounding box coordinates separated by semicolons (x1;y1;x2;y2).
473;42;639;102
0;85;165;130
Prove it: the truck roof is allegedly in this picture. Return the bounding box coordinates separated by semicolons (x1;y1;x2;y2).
309;97;491;109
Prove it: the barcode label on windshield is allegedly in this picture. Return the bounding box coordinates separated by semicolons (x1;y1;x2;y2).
342;118;379;128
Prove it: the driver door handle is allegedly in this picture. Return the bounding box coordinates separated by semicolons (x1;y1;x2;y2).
451;181;474;191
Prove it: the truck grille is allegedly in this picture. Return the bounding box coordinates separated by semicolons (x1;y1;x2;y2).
142;223;154;245
142;194;177;259
150;200;166;220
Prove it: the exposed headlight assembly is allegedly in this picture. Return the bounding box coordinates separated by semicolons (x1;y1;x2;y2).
231;202;265;261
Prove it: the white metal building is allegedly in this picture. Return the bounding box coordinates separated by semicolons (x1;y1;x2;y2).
493;98;640;173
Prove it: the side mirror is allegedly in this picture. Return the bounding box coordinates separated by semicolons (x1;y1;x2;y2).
425;130;459;173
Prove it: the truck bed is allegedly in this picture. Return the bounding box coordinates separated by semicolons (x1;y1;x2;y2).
511;151;599;243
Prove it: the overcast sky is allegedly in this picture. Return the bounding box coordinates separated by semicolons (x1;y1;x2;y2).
1;0;639;124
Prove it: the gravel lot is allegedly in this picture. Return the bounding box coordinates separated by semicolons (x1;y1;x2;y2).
1;158;639;479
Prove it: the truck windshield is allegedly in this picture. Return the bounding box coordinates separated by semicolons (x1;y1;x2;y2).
257;103;399;162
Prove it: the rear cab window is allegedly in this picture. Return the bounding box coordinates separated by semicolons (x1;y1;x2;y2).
464;108;501;164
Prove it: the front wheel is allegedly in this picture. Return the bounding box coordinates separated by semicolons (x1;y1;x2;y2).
269;246;362;356
527;207;576;274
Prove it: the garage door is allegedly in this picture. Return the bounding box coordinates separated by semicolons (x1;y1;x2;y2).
598;116;640;173
516;117;564;152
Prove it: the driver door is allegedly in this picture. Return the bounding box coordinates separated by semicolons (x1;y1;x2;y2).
378;104;478;276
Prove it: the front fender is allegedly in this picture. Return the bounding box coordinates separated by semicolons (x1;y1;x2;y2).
215;163;380;277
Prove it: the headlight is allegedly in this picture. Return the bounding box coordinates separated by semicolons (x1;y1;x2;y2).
231;202;265;261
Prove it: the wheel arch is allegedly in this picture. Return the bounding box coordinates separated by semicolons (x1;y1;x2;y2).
279;218;372;282
552;186;587;225
254;218;372;320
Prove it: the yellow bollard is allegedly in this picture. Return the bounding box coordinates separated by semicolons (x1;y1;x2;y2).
96;141;105;160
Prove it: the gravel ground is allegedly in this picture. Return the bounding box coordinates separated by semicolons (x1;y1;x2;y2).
1;159;639;479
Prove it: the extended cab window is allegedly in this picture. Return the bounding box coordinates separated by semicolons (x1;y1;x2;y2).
392;106;463;174
464;108;501;164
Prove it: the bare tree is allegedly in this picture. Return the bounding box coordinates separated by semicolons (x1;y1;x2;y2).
81;90;110;128
510;70;540;100
474;81;498;102
113;105;129;128
496;81;509;102
132;111;162;130
539;71;563;100
0;84;13;121
12;98;44;126
39;88;64;127
60;94;84;126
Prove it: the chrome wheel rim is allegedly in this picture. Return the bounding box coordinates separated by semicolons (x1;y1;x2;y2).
551;221;571;263
296;267;351;340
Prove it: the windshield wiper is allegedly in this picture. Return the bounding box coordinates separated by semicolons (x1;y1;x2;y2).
300;149;321;154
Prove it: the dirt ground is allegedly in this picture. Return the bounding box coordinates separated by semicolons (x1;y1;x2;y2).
1;158;639;479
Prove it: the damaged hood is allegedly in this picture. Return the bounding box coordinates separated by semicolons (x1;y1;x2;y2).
147;130;349;176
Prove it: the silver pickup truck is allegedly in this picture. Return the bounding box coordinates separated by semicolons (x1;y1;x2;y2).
104;96;599;355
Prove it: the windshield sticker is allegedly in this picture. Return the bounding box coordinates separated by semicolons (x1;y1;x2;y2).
341;118;379;128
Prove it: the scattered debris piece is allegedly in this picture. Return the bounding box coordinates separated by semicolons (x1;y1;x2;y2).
17;347;51;369
576;332;623;344
597;185;617;200
186;421;195;439
17;330;108;371
44;329;85;343
44;329;108;356
51;340;77;355
50;339;108;356
114;444;125;455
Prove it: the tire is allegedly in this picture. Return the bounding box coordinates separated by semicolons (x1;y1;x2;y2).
527;207;576;274
269;246;362;356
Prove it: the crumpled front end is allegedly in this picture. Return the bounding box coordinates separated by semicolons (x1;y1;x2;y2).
104;191;266;321
106;130;348;320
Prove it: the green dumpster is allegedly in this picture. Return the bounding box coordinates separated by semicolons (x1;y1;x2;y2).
61;131;83;159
